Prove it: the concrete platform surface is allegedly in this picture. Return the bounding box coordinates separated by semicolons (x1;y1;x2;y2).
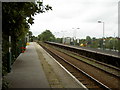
6;42;87;89
35;42;87;88
6;42;50;88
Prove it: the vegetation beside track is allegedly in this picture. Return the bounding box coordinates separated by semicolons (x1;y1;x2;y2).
2;2;52;89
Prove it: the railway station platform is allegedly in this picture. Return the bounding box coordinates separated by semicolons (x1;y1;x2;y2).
6;42;50;88
6;42;86;88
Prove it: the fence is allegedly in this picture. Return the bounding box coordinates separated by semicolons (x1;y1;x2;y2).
2;35;27;75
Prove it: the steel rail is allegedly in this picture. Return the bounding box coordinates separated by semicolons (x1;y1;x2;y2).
52;46;120;78
40;44;110;89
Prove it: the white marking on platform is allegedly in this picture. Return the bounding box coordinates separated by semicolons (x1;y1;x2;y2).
42;46;88;89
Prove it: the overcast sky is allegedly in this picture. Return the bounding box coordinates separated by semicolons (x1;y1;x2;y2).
30;0;119;39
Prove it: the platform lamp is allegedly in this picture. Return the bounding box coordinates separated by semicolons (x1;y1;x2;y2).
98;21;105;50
8;36;12;72
72;28;80;46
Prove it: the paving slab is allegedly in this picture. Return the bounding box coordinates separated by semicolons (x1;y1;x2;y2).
6;42;50;88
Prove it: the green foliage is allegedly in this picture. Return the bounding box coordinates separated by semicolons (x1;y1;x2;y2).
118;38;120;52
2;2;52;75
80;39;86;44
86;36;92;47
79;37;119;51
55;38;62;43
28;31;33;41
31;36;38;41
91;37;98;48
2;77;10;89
38;30;55;42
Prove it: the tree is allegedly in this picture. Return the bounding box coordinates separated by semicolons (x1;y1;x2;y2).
38;30;55;42
118;38;120;52
107;37;118;50
2;2;53;89
55;38;62;43
2;2;52;75
91;37;98;48
28;31;33;42
86;36;92;47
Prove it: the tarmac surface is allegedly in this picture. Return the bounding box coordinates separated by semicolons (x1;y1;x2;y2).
6;42;50;88
6;42;87;88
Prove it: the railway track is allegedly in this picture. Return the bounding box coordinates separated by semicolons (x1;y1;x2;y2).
39;43;119;89
45;41;120;68
49;44;120;78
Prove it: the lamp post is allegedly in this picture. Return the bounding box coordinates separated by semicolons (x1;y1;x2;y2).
98;21;105;50
8;36;11;72
113;32;115;51
61;30;67;44
72;28;80;46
